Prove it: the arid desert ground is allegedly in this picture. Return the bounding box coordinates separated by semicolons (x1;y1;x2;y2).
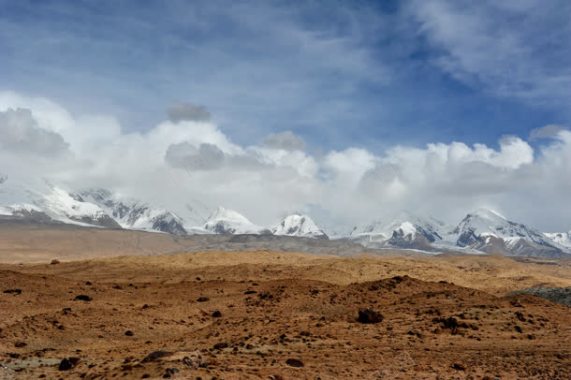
1;225;571;379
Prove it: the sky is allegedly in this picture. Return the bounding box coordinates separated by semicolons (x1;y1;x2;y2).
0;0;571;232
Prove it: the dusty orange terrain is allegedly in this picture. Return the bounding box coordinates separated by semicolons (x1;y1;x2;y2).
1;251;571;379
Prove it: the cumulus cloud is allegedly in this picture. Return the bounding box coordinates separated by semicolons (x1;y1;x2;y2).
0;108;69;157
529;125;568;140
1;90;571;232
167;103;212;123
165;142;225;170
263;131;305;151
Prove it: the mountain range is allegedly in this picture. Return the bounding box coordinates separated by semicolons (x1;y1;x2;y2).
0;177;569;258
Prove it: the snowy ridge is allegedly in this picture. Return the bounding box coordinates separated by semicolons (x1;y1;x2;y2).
0;177;570;257
351;208;570;258
450;208;562;257
544;231;571;250
272;214;328;239
75;188;187;235
350;212;447;249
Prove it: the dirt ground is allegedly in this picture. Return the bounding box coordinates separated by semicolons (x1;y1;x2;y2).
1;251;571;379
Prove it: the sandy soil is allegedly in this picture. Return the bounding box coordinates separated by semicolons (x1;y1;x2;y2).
1;250;571;379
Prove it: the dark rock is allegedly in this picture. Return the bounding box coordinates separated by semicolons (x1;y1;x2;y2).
515;311;526;322
213;342;228;350
357;308;384;324
162;367;179;378
142;350;171;363
125;330;134;336
58;357;80;371
3;288;22;295
434;316;462;333
197;296;209;302
50;259;61;265
451;363;466;371
285;358;304;368
74;295;92;302
244;290;257;295
211;310;222;318
14;341;27;348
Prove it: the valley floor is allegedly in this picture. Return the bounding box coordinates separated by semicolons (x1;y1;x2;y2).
1;251;571;379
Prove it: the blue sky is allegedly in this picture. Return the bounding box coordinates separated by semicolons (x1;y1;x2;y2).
1;0;571;230
1;0;569;152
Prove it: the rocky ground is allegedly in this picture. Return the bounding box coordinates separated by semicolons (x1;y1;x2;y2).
1;251;570;379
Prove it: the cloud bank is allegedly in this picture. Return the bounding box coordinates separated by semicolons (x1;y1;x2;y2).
1;91;570;232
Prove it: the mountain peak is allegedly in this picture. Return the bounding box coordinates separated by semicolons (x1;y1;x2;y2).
272;214;328;239
469;208;507;221
204;207;267;235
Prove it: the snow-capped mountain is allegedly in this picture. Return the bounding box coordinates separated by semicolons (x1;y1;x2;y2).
0;178;119;228
272;214;328;239
449;209;566;257
1;176;570;257
350;212;448;250
203;207;270;235
544;231;571;250
74;188;187;235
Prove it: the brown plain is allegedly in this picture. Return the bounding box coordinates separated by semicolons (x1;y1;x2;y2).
1;225;570;379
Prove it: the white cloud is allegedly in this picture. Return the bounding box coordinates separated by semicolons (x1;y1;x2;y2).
1;90;571;231
0;108;69;157
165;142;225;171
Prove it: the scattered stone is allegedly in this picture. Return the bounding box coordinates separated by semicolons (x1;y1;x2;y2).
125;330;134;337
74;295;92;302
212;310;222;318
357;308;384;324
58;357;80;371
163;368;179;378
197;296;209;302
213;342;229;350
142;351;171;363
50;259;61;265
14;341;27;348
244;290;257;295
3;288;22;295
285;358;304;368
451;363;466;371
514;325;523;333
